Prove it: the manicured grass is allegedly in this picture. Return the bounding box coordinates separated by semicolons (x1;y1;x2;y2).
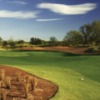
0;51;100;100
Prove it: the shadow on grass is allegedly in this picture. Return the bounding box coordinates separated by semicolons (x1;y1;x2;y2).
63;52;81;56
12;50;100;57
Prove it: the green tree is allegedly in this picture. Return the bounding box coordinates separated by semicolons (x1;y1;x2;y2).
63;30;83;47
30;37;42;45
2;41;8;48
0;37;2;46
17;40;25;44
8;41;16;48
80;20;100;45
48;36;58;46
91;20;100;45
16;40;25;48
7;37;16;48
80;24;93;45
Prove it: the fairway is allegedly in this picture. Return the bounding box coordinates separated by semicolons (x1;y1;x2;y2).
0;51;100;100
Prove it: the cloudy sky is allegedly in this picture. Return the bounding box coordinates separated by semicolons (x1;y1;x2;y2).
0;0;100;41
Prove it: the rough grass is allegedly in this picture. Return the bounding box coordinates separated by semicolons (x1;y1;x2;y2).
0;51;100;100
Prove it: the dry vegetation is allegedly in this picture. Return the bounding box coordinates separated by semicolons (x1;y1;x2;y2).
17;46;87;54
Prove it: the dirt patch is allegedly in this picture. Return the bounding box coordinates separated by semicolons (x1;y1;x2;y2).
0;65;58;100
17;46;87;54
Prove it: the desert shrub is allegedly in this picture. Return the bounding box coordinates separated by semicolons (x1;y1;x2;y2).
85;45;100;53
85;48;96;53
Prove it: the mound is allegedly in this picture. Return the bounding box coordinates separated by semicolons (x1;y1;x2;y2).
0;65;58;100
17;46;87;54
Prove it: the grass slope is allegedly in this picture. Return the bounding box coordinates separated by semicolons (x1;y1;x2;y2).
0;51;100;100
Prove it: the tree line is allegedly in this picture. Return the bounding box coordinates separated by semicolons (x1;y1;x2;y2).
63;20;100;53
64;20;100;47
0;36;59;49
0;20;100;52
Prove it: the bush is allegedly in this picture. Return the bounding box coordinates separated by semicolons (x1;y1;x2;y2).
85;46;100;53
85;48;96;53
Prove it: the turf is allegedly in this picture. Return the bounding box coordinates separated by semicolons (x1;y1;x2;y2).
0;50;100;100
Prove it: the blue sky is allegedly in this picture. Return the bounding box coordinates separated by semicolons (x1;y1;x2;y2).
0;0;100;41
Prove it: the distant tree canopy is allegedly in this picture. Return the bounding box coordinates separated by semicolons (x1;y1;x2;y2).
17;40;25;44
63;20;100;47
63;30;83;47
80;24;93;44
48;36;58;46
2;41;8;47
30;37;42;45
0;37;2;46
80;20;100;45
92;21;100;44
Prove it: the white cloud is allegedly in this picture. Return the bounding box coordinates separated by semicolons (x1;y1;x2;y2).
8;1;27;5
37;3;97;15
0;10;38;19
36;18;63;22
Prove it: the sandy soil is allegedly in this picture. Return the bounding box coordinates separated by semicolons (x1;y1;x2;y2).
18;46;87;54
0;65;58;100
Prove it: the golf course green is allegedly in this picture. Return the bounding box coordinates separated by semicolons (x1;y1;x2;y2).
0;50;100;100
